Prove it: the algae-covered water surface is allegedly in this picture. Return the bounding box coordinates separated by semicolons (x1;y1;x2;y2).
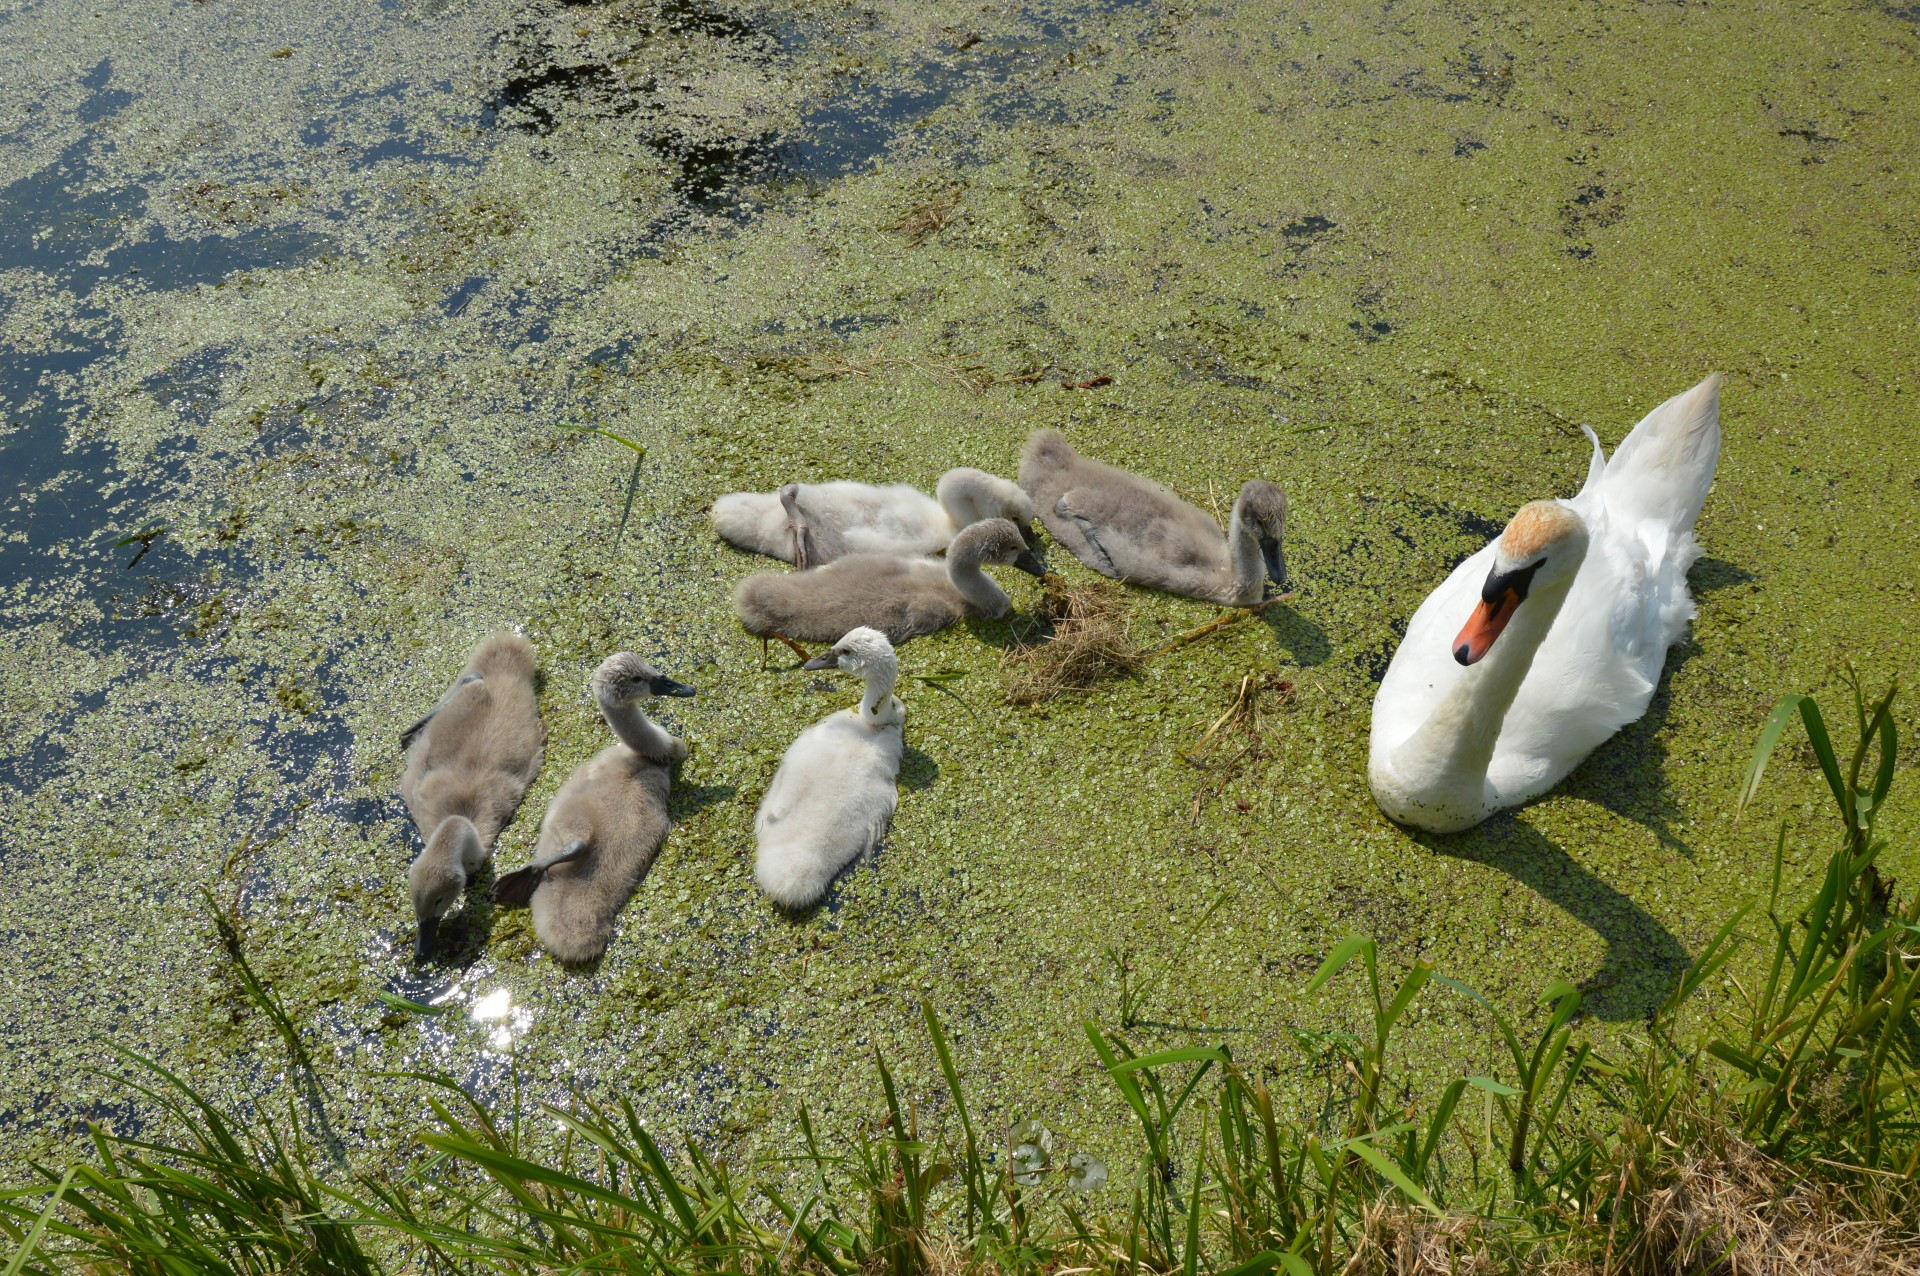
1;0;1916;1171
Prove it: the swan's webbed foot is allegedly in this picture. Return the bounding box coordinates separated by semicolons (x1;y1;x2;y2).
779;483;814;569
766;630;813;662
493;839;590;907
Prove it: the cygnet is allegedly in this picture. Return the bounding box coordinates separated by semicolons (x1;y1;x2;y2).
711;468;1039;568
400;633;545;961
753;627;903;909
491;653;696;964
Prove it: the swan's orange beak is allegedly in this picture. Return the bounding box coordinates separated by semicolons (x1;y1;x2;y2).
1453;589;1520;666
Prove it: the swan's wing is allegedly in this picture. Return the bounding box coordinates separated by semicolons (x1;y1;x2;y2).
1489;509;1696;799
1593;374;1722;538
1370;542;1497;757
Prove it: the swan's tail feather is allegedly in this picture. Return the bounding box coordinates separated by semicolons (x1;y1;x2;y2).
1598;373;1722;537
470;632;536;681
1020;429;1078;475
1575;425;1606;500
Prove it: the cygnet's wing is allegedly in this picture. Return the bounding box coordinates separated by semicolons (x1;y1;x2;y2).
399;672;481;750
1054;493;1118;575
404;674;488;759
803;482;950;558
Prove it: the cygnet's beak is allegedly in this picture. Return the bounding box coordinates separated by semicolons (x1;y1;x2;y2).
1264;541;1288;591
1012;547;1048;578
1453;589;1520;666
1020;520;1045;554
413;922;439;962
649;674;698;697
801;650;842;671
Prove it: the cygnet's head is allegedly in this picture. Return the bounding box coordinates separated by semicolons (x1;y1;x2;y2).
1453;501;1589;666
591;652;697;705
938;468;1043;552
1238;479;1289;587
409;816;483;961
951;517;1048;578
803;626;897;680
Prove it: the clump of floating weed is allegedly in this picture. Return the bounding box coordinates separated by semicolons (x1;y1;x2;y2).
887;183;963;246
1184;670;1293;822
1002;577;1142;704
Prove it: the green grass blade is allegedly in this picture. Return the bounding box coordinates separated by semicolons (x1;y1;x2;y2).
1109;1046;1230;1075
2;1168;75;1276
1345;1141;1440;1214
1305;936;1372;994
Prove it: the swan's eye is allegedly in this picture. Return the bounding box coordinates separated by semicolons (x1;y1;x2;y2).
1481;558;1543;605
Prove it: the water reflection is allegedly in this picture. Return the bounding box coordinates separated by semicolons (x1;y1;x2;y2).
466;986;531;1054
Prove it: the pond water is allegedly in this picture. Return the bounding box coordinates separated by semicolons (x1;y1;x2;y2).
1;0;1916;1168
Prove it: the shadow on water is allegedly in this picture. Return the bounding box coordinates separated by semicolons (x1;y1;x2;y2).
900;742;939;792
1413;813;1690;1022
669;779;738;819
1257;600;1331;667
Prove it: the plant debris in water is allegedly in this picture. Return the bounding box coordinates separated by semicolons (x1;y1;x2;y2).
1002;577;1143;704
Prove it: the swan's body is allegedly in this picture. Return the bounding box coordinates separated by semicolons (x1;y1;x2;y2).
712;469;1037;568
1368;375;1723;832
401;633;546;960
1018;430;1287;605
731;518;1044;644
491;654;695;964
754;628;904;909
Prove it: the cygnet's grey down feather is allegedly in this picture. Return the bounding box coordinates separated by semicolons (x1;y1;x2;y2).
730;517;1044;644
491;653;694;965
400;633;545;961
1018;429;1288;606
754;628;903;909
710;468;1038;568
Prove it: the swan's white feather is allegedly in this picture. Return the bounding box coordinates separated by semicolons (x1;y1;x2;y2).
1370;375;1721;827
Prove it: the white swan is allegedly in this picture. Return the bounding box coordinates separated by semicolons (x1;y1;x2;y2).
1368;374;1723;833
711;469;1038;569
753;628;904;909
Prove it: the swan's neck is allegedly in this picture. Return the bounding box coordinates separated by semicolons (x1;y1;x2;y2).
600;695;678;761
1223;503;1265;606
1389;577;1575;813
857;663;901;724
937;487;978;533
947;548;1011;615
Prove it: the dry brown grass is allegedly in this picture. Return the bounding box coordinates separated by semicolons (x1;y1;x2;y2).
1631;1144;1920;1276
1002;577;1143;704
1345;1142;1920;1276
